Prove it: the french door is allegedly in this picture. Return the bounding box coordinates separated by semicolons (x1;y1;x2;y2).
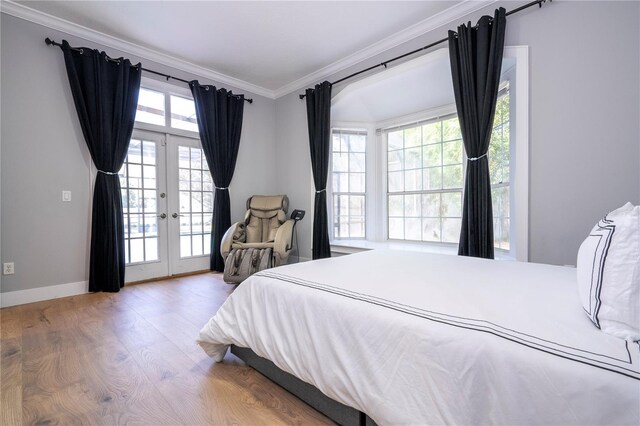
120;130;213;282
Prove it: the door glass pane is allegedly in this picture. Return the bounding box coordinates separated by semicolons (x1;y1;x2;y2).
119;138;160;264
178;145;213;258
142;141;156;165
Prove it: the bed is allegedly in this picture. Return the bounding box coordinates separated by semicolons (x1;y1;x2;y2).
198;250;640;425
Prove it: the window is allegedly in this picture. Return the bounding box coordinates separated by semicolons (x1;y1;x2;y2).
329;46;527;260
119;139;159;264
125;78;212;267
135;87;165;126
490;87;511;250
170;95;198;132
330;129;366;239
134;83;199;134
178;146;213;258
386;117;463;243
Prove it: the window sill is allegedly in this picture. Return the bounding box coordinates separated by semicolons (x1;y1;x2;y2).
330;239;515;261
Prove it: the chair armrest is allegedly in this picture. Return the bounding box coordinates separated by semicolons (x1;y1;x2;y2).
220;222;245;260
273;219;295;266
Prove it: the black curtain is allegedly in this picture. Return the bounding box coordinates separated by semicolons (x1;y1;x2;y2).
305;81;332;260
190;82;244;272
61;40;141;292
448;8;506;259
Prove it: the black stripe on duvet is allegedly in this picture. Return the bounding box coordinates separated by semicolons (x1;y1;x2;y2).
256;270;640;381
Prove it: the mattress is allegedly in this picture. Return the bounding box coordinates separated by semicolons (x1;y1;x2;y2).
198;250;640;425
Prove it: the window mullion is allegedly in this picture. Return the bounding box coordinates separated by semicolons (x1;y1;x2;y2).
165;90;171;128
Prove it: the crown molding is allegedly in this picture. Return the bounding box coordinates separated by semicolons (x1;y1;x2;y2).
0;0;277;99
273;0;498;98
1;0;497;100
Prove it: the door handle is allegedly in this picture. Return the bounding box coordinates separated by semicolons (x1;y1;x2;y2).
172;213;179;219
158;213;167;219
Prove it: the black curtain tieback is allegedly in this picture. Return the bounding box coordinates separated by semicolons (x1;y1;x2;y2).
315;189;326;193
215;187;229;190
467;153;488;162
97;169;118;175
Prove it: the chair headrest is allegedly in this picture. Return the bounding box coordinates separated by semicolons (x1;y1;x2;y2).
246;195;289;214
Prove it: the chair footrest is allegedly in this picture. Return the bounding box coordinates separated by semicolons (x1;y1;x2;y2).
223;247;273;284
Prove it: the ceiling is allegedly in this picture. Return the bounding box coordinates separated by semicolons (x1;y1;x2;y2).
8;1;495;97
332;48;515;124
332;48;455;123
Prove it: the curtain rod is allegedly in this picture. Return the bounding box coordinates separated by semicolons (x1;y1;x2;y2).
299;0;551;99
44;38;254;104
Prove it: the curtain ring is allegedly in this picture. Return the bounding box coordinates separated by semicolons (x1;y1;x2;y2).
205;86;210;91
79;48;84;55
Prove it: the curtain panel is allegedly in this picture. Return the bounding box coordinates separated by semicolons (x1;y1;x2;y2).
190;82;245;272
61;40;141;292
305;81;332;260
448;8;507;259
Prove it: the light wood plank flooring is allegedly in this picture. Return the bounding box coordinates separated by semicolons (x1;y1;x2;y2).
0;273;332;425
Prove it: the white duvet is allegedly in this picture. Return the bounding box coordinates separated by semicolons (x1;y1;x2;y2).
198;250;640;425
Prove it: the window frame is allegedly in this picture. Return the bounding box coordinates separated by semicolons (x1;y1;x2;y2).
490;85;511;251
176;144;214;259
383;112;465;244
119;133;163;266
134;77;201;139
328;46;528;261
118;78;208;267
329;128;368;240
501;46;528;262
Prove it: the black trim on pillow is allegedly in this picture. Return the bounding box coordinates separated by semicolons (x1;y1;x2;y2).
584;218;616;328
585;234;603;317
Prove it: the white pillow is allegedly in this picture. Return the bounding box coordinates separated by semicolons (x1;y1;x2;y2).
577;202;640;340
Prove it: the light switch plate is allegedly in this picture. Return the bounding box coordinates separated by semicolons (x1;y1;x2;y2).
62;190;72;202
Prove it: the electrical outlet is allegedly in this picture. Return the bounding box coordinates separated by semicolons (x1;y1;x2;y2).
62;190;72;202
3;262;14;275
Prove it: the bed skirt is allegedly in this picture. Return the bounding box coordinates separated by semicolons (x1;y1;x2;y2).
230;345;376;426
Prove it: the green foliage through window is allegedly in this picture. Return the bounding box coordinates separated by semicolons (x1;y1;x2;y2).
386;85;511;250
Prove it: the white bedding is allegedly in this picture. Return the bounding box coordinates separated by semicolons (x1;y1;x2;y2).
198;250;640;425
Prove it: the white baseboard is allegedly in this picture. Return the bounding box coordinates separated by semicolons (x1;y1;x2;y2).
0;280;88;308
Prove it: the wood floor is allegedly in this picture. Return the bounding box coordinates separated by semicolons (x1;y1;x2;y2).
0;273;332;425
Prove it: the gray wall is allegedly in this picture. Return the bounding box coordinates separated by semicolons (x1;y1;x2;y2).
275;91;314;261
0;14;277;293
2;0;639;296
275;0;640;265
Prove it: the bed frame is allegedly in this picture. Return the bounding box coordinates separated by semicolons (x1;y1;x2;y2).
230;345;376;426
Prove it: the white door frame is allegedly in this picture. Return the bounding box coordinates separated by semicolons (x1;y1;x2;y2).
124;130;170;282
166;134;212;275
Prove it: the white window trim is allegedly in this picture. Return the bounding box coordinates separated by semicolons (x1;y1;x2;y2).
329;46;529;261
328;122;376;243
504;45;528;262
134;77;201;140
379;104;460;245
329;127;368;240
